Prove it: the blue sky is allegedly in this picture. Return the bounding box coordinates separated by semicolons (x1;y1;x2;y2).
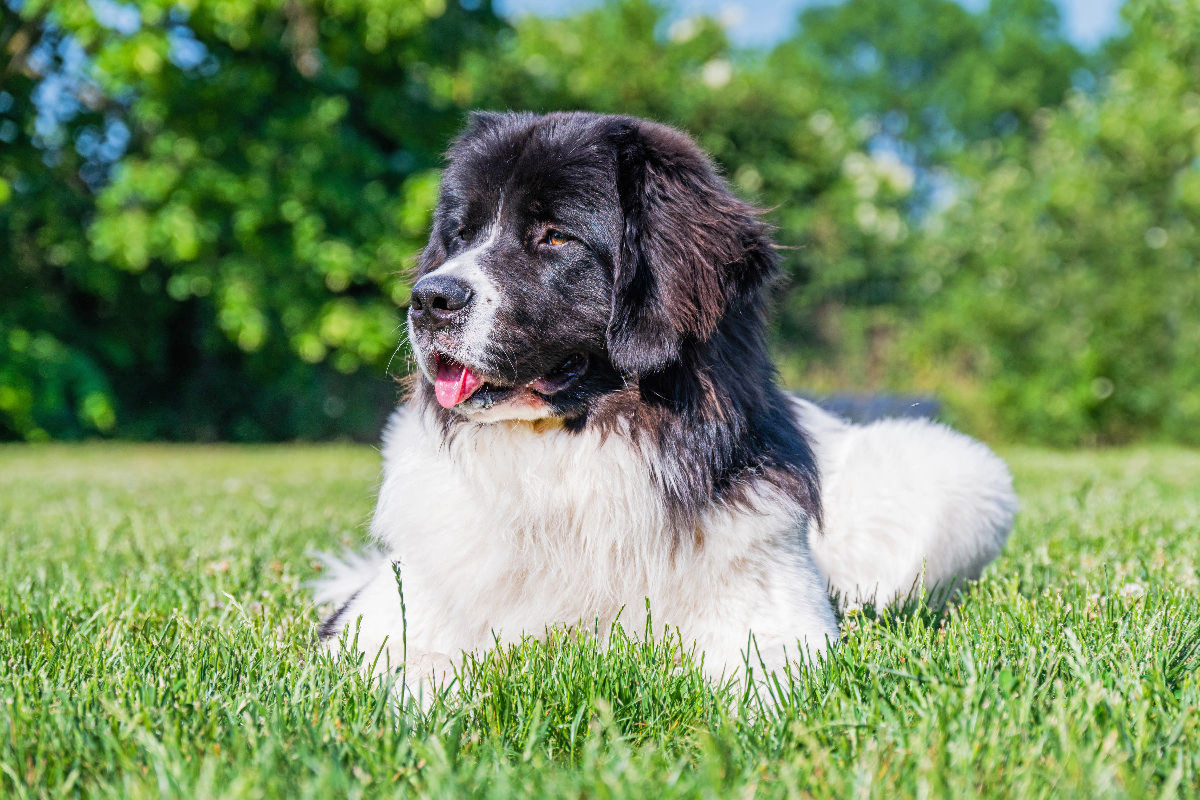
495;0;1125;50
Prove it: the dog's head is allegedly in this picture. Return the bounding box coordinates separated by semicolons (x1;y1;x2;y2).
408;111;777;423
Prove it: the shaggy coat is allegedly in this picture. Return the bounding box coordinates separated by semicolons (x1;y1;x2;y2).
316;112;1017;693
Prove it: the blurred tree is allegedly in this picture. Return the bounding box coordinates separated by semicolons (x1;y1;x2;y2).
2;0;503;439
1;5;126;439
789;0;1085;162
766;0;1091;397
3;0;1197;445
909;0;1200;443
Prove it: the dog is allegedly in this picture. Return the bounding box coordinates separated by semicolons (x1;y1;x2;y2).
316;111;1017;694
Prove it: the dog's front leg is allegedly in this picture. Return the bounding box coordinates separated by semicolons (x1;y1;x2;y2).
657;541;840;695
320;557;466;703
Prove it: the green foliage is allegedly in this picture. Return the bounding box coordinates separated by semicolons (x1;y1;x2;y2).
2;0;503;440
1;0;1198;442
793;0;1084;158
909;0;1200;443
2;444;1198;795
1;13;118;440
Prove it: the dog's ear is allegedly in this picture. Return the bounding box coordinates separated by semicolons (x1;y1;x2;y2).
605;118;777;376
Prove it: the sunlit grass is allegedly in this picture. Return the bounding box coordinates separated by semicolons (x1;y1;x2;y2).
2;444;1197;797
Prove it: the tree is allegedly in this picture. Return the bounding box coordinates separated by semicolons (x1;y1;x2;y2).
909;0;1200;443
2;0;505;439
788;0;1084;161
2;4;127;439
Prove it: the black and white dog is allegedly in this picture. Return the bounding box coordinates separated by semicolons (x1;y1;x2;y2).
317;111;1017;690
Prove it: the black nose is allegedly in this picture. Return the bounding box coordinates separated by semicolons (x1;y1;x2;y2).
409;274;474;328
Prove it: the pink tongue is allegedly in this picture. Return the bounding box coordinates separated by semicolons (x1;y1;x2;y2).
434;359;484;409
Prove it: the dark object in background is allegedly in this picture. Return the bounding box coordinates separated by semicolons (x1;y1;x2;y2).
814;394;941;424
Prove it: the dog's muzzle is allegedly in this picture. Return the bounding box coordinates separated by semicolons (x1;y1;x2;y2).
409;274;474;331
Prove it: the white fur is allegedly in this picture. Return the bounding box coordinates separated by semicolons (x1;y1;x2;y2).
321;405;838;692
792;397;1018;609
318;398;1017;694
416;225;502;374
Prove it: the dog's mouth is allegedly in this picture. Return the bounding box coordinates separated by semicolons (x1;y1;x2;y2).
432;352;589;410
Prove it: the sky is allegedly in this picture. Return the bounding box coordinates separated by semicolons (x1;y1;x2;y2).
495;0;1125;50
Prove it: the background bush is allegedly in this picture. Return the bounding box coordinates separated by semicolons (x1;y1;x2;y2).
2;0;1197;443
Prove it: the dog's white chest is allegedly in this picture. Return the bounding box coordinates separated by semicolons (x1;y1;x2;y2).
355;406;835;671
371;410;673;643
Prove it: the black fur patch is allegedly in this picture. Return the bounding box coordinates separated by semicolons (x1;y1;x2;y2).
318;589;362;642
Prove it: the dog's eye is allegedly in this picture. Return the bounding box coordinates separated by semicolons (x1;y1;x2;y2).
544;230;569;247
455;227;470;240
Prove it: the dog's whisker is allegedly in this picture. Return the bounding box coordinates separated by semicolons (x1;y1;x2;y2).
494;341;519;383
385;324;414;377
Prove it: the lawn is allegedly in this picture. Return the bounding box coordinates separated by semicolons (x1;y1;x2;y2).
2;444;1197;798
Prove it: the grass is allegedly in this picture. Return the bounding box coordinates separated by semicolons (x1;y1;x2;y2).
2;443;1198;798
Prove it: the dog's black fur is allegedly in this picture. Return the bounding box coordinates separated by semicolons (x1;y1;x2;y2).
410;111;819;533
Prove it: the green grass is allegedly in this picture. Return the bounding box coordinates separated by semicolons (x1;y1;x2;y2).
2;444;1198;798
